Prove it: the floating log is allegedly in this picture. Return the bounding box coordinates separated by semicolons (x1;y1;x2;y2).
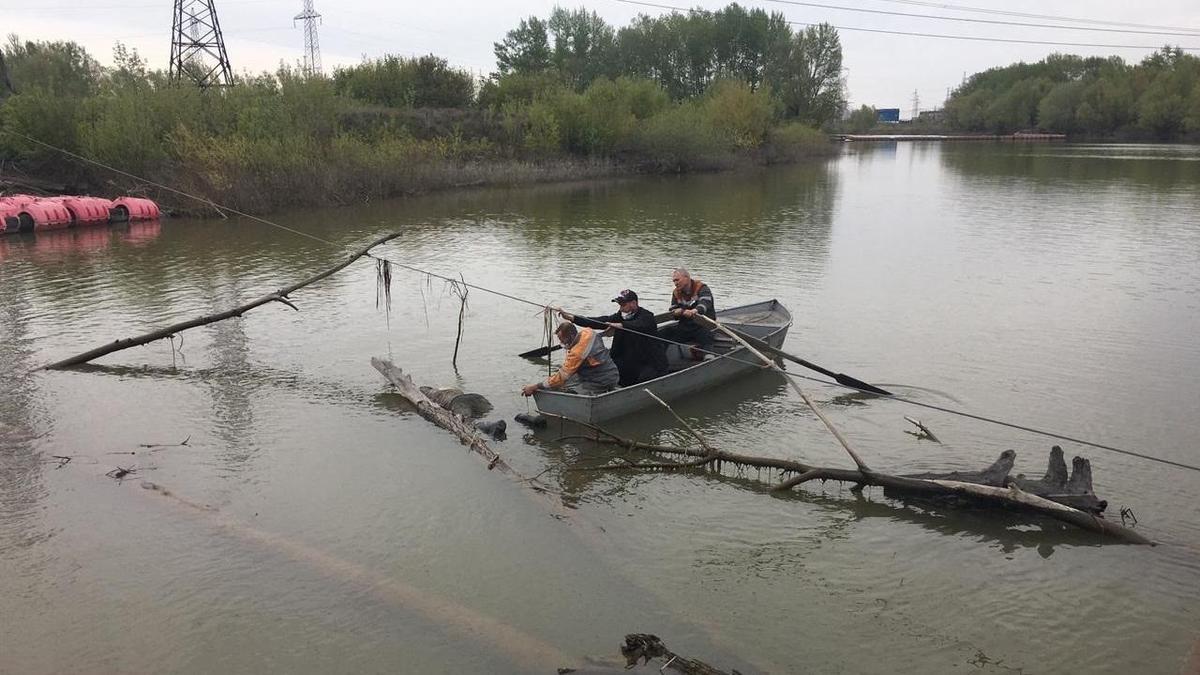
42;232;403;369
551;416;1150;545
371;357;576;523
372;357;512;472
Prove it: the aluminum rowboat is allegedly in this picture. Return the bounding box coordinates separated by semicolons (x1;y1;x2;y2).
532;299;792;423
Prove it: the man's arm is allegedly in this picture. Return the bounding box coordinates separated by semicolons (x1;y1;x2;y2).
570;313;617;330
695;285;715;318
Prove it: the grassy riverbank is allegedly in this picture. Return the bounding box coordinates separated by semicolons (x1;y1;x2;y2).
0;19;840;216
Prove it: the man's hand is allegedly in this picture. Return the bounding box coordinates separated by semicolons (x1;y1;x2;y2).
521;383;540;397
607;321;622;330
683;309;697;318
672;308;683;318
558;310;574;321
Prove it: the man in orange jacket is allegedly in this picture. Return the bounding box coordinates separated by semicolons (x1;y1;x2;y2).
520;321;620;396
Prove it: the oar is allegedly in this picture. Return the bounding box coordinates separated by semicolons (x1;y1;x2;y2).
518;311;675;358
695;315;892;396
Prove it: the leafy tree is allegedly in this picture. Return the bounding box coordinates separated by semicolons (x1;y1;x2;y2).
1037;80;1085;132
494;16;552;76
548;6;617;90
772;23;845;126
3;36;100;97
846;104;877;133
333;55;474;108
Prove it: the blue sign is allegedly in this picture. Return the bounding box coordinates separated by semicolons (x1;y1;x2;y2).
877;108;901;123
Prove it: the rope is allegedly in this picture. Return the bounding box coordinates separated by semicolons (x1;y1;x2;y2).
9;128;1199;475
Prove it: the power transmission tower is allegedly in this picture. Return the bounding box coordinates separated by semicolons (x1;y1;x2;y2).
169;0;233;87
294;0;322;76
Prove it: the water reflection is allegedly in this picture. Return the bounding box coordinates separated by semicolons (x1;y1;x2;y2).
201;274;259;471
0;294;53;575
940;143;1200;187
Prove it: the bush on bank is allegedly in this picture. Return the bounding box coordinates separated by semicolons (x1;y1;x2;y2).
0;37;836;214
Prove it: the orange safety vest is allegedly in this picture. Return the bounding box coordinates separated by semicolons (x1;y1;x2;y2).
545;327;609;389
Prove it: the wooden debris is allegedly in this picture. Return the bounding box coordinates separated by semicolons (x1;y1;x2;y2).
105;466;138;480
903;416;940;442
372;358;512;471
618;634;736;674
371;358;574;519
548;415;1150;545
139;435;191;449
42;232;402;369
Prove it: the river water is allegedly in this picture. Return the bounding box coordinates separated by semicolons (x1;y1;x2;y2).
2;142;1199;673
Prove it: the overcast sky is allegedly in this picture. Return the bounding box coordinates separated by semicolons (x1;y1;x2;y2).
7;0;1200;115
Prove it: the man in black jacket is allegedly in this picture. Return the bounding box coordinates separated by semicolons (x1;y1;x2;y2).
562;289;668;387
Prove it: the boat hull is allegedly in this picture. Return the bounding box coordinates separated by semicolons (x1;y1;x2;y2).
533;299;791;423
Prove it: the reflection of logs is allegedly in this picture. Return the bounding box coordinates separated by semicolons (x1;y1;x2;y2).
554;416;1151;545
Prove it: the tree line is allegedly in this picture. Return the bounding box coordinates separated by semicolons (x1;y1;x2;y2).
0;6;844;214
945;48;1200;138
489;5;845;126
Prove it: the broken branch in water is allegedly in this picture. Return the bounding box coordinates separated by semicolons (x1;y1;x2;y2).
550;417;1151;545
42;232;402;370
904;416;940;442
105;466;139;480
449;273;469;369
139;435;191;449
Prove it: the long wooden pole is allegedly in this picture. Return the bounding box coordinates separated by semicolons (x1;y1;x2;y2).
696;314;872;473
42;232;402;370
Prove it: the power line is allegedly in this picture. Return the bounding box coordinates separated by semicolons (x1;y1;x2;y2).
866;0;1200;36
614;0;1200;52
0;0;285;10
761;0;1200;38
8;126;1200;475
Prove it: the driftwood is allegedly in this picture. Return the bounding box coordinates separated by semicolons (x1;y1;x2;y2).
371;358;603;535
551;416;1151;545
903;445;1106;514
616;634;735;674
903;416;940;442
372;357;513;472
42;232;402;369
558;634;736;675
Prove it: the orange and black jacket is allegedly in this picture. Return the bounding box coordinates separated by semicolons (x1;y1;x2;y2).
543;327;613;389
670;279;715;319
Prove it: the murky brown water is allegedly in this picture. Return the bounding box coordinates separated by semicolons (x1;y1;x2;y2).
3;142;1200;673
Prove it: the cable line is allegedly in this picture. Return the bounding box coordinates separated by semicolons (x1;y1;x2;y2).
867;0;1200;36
760;0;1200;38
615;0;1200;51
6;127;1199;474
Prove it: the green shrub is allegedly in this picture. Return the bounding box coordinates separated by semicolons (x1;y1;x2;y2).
702;78;774;149
627;102;729;171
764;121;829;163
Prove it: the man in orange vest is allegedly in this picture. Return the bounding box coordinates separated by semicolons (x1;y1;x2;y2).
520;321;620;396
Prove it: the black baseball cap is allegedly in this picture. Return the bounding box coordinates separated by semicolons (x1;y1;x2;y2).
612;289;638;303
